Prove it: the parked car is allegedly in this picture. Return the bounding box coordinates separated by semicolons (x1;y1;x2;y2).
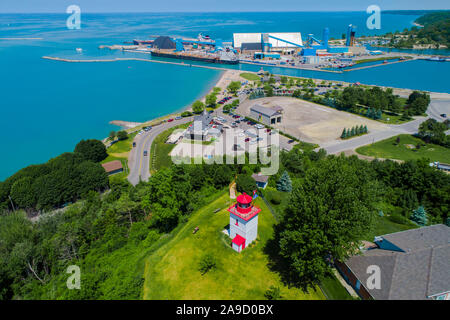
245;138;250;142
441;113;447;118
143;151;148;156
168;118;174;122
133;142;136;147
175;116;182;120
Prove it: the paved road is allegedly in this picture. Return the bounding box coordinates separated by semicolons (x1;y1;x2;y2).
427;99;450;121
321;98;450;155
127;117;193;186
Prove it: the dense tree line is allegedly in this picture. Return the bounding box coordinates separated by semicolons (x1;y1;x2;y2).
270;147;450;288
0;140;109;213
390;11;450;48
336;86;430;118
0;150;267;299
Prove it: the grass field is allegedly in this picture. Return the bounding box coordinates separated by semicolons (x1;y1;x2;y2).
356;134;450;163
240;72;261;81
142;192;325;300
101;132;138;180
149;123;190;173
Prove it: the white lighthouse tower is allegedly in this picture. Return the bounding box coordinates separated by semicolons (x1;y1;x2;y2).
227;193;260;253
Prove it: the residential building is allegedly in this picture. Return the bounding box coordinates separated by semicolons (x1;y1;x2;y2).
335;224;450;300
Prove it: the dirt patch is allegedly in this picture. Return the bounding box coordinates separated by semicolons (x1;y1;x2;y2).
237;96;390;146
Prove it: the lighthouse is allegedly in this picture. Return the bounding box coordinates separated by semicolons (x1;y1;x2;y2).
227;193;260;253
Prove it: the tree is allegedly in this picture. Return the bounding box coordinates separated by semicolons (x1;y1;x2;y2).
410;205;428;226
276;171;292;192
198;253;217;275
276;157;375;288
264;85;273;97
341;128;347;139
236;174;256;195
192;100;205;114
227;81;241;94
109;131;116;141
418;118;449;147
74;139;108;163
117;130;128;141
350;127;356;137
10;177;35;210
205;93;217;107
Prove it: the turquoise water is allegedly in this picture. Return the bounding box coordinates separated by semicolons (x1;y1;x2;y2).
0;12;447;180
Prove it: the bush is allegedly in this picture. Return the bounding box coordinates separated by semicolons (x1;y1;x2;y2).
270;192;282;205
181;111;193;117
198;253;217;275
264;286;282;300
117;130;128;141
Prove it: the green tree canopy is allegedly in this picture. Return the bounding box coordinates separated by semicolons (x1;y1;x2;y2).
74;139;108;163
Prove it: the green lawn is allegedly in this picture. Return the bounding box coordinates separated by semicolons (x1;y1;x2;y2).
240;72;261;81
356;134;450;163
101;133;138;180
320;275;354;300
149;123;190;173
143;192;325;300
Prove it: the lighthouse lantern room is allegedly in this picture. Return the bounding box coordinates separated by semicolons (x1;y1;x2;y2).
227;193;260;253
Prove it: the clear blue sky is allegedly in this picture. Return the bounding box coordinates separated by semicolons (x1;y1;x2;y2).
0;0;449;13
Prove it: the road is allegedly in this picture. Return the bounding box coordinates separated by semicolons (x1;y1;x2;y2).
321;98;450;155
127;117;193;186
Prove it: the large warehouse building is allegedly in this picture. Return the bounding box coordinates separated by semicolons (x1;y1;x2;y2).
233;32;303;49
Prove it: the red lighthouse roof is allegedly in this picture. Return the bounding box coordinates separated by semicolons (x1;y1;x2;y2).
236;193;253;204
227;192;260;221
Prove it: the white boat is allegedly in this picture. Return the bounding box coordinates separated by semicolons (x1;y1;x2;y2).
76;48;83;53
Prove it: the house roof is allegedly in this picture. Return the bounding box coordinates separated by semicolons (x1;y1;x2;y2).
101;160;123;173
250;104;281;118
232;234;246;246
252;173;269;183
344;224;450;300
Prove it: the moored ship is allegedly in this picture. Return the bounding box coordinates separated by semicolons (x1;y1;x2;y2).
150;49;239;65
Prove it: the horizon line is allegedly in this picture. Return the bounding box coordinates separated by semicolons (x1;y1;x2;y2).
0;9;449;14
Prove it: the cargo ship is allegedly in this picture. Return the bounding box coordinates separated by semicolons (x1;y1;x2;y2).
150;49;239;65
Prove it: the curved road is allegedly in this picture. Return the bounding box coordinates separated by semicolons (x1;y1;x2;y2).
321;98;450;155
127;117;193;186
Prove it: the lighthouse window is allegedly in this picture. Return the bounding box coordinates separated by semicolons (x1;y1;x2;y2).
235;219;238;226
239;203;250;209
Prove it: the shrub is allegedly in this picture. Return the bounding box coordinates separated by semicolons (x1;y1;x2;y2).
198;253;217;275
181;111;193;117
270;193;282;205
264;286;282;300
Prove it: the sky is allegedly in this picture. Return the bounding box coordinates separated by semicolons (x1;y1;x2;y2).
1;0;449;13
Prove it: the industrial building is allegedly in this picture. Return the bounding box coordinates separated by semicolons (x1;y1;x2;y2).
233;32;303;50
250;104;283;125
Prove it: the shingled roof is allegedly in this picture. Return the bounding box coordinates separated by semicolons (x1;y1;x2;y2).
344;224;450;300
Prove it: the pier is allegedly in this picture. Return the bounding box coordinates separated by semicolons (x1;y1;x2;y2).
342;58;416;72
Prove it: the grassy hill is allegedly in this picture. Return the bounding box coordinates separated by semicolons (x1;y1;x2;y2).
142;191;325;300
